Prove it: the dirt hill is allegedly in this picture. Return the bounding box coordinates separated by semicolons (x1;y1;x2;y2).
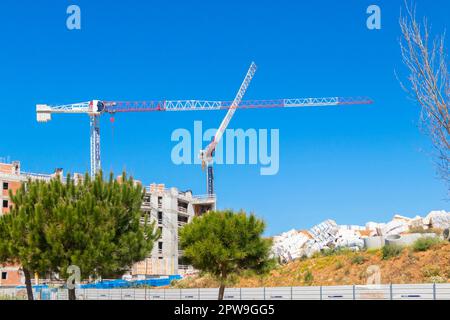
172;242;450;288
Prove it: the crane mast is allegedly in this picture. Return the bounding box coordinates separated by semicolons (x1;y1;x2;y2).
90;115;101;177
37;100;108;177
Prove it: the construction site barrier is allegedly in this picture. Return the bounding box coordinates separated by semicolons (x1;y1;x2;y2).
1;283;449;300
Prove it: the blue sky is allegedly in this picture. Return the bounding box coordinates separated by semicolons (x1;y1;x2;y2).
0;0;448;235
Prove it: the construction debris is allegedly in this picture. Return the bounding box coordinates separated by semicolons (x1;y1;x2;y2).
271;230;310;263
271;210;450;263
333;228;365;250
424;210;450;230
376;219;410;236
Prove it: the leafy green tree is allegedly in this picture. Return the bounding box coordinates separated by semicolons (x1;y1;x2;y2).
0;179;57;300
0;172;159;301
44;172;159;300
179;210;274;300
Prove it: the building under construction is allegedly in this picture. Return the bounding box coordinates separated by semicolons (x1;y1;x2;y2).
0;160;216;286
132;184;215;277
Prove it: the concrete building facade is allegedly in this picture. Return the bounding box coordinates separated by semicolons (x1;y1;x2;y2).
0;161;22;216
131;184;216;277
0;162;23;286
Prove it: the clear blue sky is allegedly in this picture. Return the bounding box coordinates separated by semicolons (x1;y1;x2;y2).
0;0;448;235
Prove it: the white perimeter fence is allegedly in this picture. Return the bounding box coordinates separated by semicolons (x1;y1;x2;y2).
1;283;449;300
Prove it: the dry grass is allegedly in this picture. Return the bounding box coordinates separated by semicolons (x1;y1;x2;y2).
172;242;450;288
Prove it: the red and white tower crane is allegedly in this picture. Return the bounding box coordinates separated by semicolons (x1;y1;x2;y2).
36;63;373;195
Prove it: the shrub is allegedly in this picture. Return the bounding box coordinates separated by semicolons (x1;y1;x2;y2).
412;237;442;252
422;265;441;278
320;247;352;257
335;260;344;270
409;227;442;235
382;244;403;260
351;255;367;265
321;248;336;257
304;270;314;284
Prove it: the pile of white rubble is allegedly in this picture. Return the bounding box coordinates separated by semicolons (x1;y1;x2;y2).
271;210;450;263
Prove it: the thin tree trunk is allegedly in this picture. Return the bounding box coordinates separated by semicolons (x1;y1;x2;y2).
23;268;34;301
68;287;77;300
218;283;225;300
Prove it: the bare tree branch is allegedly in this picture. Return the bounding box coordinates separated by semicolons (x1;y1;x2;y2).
399;1;450;190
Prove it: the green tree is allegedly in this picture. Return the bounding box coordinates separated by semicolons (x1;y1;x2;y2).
0;179;55;300
44;172;159;300
0;172;159;301
179;210;274;300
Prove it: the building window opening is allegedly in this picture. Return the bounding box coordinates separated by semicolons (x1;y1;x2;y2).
157;211;163;224
178;200;188;213
178;215;188;227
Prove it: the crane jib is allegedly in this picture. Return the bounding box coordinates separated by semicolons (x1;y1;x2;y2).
100;97;373;113
36;69;373;193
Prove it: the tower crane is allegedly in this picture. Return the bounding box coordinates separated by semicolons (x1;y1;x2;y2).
36;65;374;194
199;62;257;196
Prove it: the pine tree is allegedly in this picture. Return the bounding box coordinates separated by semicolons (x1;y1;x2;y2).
179;210;274;300
0;172;159;300
44;172;159;300
0;179;55;300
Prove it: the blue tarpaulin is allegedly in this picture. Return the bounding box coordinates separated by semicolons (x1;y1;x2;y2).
80;275;182;289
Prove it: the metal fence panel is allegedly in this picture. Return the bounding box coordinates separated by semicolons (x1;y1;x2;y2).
223;288;240;300
181;289;199;300
57;290;68;300
265;287;292;300
322;285;354;300
436;283;450;300
292;286;322;300
2;283;450;300
97;289;112;300
355;285;390;300
147;289;165;300
134;289;147;300
86;289;99;300
121;289;136;300
164;289;183;300
241;287;265;300
0;288;19;299
200;288;221;300
108;289;122;300
392;284;434;300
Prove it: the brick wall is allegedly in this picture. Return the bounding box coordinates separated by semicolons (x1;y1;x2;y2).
0;265;23;287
